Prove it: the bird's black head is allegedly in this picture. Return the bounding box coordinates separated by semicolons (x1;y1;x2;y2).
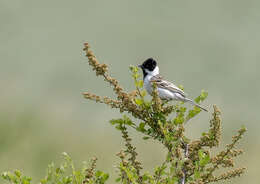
139;58;157;78
140;58;157;71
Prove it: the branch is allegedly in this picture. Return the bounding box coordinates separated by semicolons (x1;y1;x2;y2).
180;143;189;184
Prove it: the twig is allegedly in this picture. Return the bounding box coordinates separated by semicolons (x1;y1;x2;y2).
180;143;189;184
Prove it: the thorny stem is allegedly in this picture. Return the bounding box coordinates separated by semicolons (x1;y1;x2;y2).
132;70;145;102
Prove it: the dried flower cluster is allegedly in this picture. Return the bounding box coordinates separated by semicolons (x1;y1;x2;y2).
82;43;246;184
83;157;98;184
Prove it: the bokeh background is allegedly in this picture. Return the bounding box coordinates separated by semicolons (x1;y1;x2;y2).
0;0;259;183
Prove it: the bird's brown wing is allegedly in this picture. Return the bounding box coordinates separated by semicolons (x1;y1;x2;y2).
150;75;186;97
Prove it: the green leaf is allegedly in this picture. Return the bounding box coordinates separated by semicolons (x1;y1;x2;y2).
130;65;138;73
174;177;179;183
179;107;187;113
133;73;139;79
137;122;146;132
178;84;184;90
140;90;146;97
173;116;184;125
95;170;102;177
123;115;133;126
40;179;47;184
200;90;208;101
200;154;210;167
194;170;201;179
195;90;208;103
135;80;143;88
115;177;121;182
198;150;210;167
135;98;143;106
21;176;32;184
187;107;201;119
198;150;204;160
14;170;21;178
194;96;201;103
110;119;123;125
115;125;123;130
101;173;109;182
2;172;10;180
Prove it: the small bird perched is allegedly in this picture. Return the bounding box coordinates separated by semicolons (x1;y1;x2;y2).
138;58;208;112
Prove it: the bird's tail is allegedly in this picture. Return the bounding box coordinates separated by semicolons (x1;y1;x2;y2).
184;98;208;112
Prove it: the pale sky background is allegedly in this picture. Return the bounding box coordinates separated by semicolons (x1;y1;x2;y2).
0;0;259;183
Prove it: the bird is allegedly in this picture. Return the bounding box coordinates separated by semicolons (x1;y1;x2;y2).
138;58;208;112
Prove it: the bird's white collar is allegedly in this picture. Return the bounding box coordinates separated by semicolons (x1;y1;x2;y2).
145;66;159;77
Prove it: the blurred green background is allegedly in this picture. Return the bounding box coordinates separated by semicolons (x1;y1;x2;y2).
0;0;259;183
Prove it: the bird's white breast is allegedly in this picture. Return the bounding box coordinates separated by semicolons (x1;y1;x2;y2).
144;75;153;95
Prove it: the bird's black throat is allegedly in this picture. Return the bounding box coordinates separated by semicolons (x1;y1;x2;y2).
139;58;157;79
140;68;148;79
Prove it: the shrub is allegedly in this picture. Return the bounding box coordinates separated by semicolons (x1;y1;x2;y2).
1;43;246;184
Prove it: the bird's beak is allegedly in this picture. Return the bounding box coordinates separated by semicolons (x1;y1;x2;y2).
138;64;142;68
